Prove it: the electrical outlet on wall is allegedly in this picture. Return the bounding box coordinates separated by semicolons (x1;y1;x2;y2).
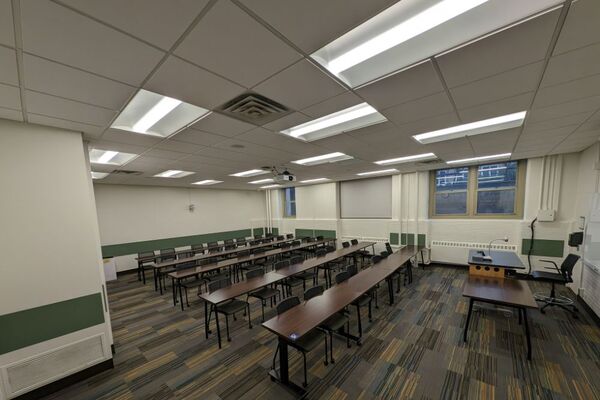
537;209;555;222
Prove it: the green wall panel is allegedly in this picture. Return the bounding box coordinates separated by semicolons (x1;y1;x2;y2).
0;293;105;355
398;233;425;246
252;227;264;237
271;227;279;235
314;229;336;239
101;229;252;257
418;234;426;247
401;233;407;245
295;228;314;238
521;239;564;258
390;233;399;245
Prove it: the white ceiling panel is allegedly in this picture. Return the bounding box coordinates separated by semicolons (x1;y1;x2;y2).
529;95;600;122
144;56;245;110
542;42;600;88
467;127;520;154
178;153;251;169
313;133;378;160
170;127;229;146
458;92;533;123
533;73;600;108
437;10;559;88
23;54;135;110
381;92;454;126
101;128;163;147
235;128;323;156
142;148;189;160
212;138;298;162
25;90;115;126
396;112;461;138
0;82;21;110
238;0;397;53
120;155;172;170
553;0;600;55
422;138;474;160
0;46;18;86
301;91;362;118
0;0;14;47
190;112;255;137
357;61;444;110
60;0;209;50
88;139;149;155
524;111;592;133
450;62;544;110
261;112;310;132
153;138;207;154
0;106;22;122
20;0;164;85
28;113;103;136
252;59;346;110
175;0;301;88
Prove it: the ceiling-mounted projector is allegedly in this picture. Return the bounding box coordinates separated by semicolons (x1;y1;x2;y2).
274;170;296;182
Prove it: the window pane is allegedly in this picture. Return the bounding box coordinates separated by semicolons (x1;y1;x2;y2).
435;192;467;214
477;161;517;189
291;202;296;216
477;189;515;214
435;168;469;191
289;187;296;201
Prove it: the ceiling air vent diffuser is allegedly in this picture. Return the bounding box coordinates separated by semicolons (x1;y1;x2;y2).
216;92;292;125
112;169;143;175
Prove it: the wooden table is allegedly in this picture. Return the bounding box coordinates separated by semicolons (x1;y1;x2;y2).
467;249;525;279
462;276;538;360
195;242;376;348
262;245;422;395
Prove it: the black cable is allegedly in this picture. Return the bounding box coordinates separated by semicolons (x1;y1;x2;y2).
527;217;537;275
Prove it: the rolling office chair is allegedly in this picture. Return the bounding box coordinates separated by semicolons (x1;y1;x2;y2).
532;254;580;317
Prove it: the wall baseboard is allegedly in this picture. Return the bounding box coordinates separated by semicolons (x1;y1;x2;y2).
14;358;113;400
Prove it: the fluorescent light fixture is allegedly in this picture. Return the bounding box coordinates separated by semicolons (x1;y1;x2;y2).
292;152;353;166
357;168;398;176
192;180;223;185
91;171;109;180
260;184;282;189
249;178;274;184
312;0;560;87
281;103;386;142
230;169;270;178
413;111;526;144
111;89;209;137
300;178;330;184
375;153;437;165
154;170;195;178
89;149;137;165
446;153;511;165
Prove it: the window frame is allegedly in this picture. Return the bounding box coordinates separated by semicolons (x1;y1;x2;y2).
429;160;526;219
283;187;296;218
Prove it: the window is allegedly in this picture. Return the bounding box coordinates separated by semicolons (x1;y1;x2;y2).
430;161;525;218
283;187;296;217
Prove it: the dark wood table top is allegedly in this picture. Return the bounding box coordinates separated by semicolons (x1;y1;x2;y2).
467;249;525;269
462;276;538;309
374;245;424;271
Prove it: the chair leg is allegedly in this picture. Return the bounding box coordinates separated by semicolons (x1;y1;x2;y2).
272;344;279;370
356;304;362;338
302;352;308;388
185;287;190;307
226;315;231;341
329;332;335;364
324;335;329;366
346;321;351;348
368;299;373;322
248;304;252;329
261;300;266;322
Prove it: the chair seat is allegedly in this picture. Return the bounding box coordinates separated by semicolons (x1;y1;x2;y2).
296;270;316;279
180;276;206;288
352;294;371;307
249;286;278;300
532;270;568;282
293;329;324;352
285;277;305;287
217;299;247;315
320;312;348;331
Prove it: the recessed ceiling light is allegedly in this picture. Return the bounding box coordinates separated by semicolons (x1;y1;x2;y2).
91;171;109;180
154;170;195;178
312;0;560;87
413;111;526;144
230;169;270;177
357;168;398;176
446;153;511;165
281;103;386;142
375;153;437;165
292;152;353;166
249;178;274;184
260;184;282;189
192;180;223;185
300;178;330;183
89;149;137;165
111;89;210;137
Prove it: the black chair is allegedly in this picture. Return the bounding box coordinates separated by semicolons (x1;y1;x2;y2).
532;254;580;317
176;261;208;310
274;260;304;296
224;238;234;246
208;277;251;343
345;264;373;340
159;248;176;262
246;268;280;322
137;251;155;284
385;242;394;255
286;234;294;239
351;238;370;266
342;241;350;248
271;296;328;387
304;285;350;364
290;255;317;287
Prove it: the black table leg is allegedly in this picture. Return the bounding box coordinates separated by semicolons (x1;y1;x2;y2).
269;337;305;396
387;278;394;305
463;298;475;342
153;268;158;291
523;308;531;360
204;302;210;338
179;282;185;311
215;306;222;349
172;278;177;306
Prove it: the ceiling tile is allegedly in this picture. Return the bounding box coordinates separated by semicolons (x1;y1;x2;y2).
542;42;600;87
301;91;362;118
119;155;172;170
0;106;23;122
175;0;301;88
0;0;14;47
0;46;18;86
144;56;245;110
88;139;149;154
25;90;115;126
261;112;310;132
553;0;600;55
191;112;255;137
238;0;397;53
458;92;533;123
313;133;376;160
170;127;229;146
252;59;346;110
152;138;207;154
533;73;600;108
60;0;209;50
23;54;135;110
381;92;454;126
396;112;461;137
450;62;543;109
178;153;250;169
28;113;104;137
142;148;189;160
0;82;21;110
467;127;520;154
524;111;592;133
236;128;323;156
101;128;163;146
357;61;444;110
20;0;165;85
529;95;600;122
437;10;559;88
423;138;474;160
212;138;297;163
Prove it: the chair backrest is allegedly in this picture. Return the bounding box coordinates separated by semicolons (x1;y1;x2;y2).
286;234;294;239
292;240;301;246
191;244;204;251
207;241;218;248
236;237;247;244
335;271;350;284
253;248;266;255
277;235;284;241
250;239;260;246
561;254;580;280
237;250;250;257
385;242;393;254
325;246;336;253
372;255;382;264
224;238;234;245
254;234;263;240
277;296;300;315
209;247;220;254
160;248;175;255
225;244;236;250
316;236;324;241
351;239;358;245
246;268;264;279
290;256;303;265
208;277;231;293
178;251;193;259
342;241;350;248
139;251;155;259
159;248;176;261
274;259;290;270
380;251;389;258
280;242;291;250
347;264;358;276
176;261;196;270
266;232;274;238
315;249;327;258
304;285;324;300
